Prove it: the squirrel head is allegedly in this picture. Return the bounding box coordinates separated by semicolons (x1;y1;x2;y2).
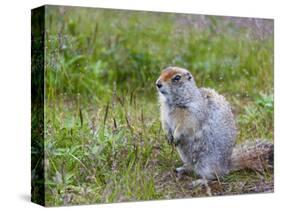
156;67;198;107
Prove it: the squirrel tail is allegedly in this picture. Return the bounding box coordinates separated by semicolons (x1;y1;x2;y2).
230;140;274;172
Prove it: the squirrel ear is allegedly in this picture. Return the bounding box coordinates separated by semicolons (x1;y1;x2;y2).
186;73;192;80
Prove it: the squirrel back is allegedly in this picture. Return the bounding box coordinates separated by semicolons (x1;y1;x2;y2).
156;67;273;179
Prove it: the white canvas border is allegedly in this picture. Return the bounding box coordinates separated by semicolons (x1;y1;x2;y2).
0;0;279;211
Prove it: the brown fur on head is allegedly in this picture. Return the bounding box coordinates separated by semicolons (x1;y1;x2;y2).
159;67;192;82
156;67;198;106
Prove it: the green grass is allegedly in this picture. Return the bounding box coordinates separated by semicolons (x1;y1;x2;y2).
42;6;274;206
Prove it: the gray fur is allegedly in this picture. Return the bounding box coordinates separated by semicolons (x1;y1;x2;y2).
157;67;237;180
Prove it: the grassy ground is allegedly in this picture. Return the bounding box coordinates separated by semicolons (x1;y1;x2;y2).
43;6;273;206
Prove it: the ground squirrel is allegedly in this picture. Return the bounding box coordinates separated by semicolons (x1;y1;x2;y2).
156;66;273;188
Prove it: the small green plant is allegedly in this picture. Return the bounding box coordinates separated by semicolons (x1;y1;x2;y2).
238;93;273;140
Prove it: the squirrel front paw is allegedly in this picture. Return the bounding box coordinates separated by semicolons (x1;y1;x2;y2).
174;138;180;146
173;133;184;146
166;129;174;145
167;134;180;146
173;127;186;146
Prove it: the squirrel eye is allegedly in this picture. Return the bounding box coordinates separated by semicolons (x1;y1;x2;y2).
173;75;181;82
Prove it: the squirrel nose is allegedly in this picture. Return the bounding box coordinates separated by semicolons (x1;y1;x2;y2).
156;82;162;88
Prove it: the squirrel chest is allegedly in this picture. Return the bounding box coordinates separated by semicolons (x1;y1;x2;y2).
163;106;201;138
162;106;205;166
